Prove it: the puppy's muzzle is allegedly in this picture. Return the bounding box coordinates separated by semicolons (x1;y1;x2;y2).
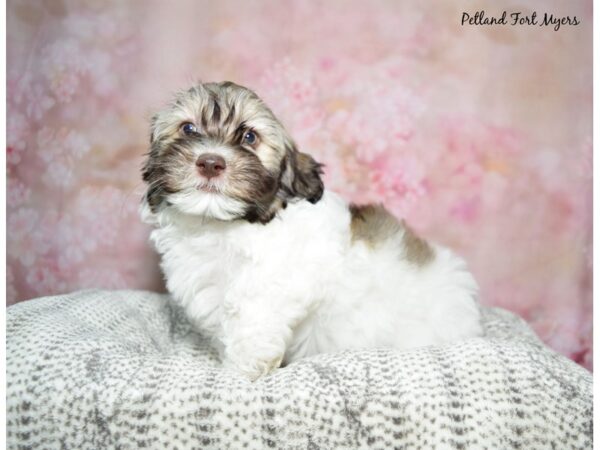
196;153;226;179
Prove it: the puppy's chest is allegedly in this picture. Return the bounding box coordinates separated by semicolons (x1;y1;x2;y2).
154;226;263;302
160;231;233;285
153;209;346;309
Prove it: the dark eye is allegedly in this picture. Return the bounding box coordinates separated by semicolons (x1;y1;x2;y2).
180;122;197;135
243;130;258;146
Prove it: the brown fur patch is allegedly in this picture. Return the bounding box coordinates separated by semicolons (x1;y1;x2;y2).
349;204;401;244
349;204;434;266
401;221;434;266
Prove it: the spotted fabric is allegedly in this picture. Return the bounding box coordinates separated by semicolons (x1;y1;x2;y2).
6;289;592;449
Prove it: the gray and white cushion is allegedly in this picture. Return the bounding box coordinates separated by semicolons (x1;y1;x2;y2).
6;289;593;449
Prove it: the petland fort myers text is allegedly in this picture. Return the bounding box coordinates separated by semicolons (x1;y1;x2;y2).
461;11;580;31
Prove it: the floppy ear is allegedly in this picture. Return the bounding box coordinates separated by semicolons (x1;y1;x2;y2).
281;146;324;204
141;115;169;212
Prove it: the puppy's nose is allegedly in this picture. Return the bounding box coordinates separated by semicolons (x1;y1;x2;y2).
196;154;226;178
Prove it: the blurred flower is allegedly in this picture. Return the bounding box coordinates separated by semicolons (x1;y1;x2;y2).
7;112;28;153
43;160;76;188
7;179;31;209
260;59;325;143
36;127;91;187
24;84;56;120
41;39;85;102
25;262;68;296
7;208;51;267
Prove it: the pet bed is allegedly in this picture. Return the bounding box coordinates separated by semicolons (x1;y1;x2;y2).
6;289;592;449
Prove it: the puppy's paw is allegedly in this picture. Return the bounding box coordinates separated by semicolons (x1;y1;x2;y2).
226;355;283;382
223;332;286;381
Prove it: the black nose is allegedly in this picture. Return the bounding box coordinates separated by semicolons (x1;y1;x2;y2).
196;154;226;179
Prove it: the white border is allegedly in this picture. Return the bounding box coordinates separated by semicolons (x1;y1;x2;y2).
592;0;598;446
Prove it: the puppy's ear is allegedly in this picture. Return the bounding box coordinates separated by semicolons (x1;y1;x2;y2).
281;146;324;204
143;114;160;183
142;114;167;212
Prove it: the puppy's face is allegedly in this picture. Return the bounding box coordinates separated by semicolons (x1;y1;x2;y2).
142;82;323;223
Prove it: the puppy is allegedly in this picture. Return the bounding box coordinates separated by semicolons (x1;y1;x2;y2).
141;81;483;381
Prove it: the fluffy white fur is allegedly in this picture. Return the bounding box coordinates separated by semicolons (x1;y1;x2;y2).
142;190;483;381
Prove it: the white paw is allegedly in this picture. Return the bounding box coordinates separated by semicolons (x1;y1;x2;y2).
226;355;283;381
223;332;286;381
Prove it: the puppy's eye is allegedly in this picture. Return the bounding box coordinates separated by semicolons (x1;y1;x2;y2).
243;130;258;146
180;122;197;135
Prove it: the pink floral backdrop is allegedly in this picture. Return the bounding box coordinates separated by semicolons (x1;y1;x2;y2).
7;0;592;369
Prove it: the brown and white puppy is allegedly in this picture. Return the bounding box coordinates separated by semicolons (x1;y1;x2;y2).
141;81;483;381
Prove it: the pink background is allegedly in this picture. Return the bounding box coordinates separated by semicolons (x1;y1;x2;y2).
7;0;592;369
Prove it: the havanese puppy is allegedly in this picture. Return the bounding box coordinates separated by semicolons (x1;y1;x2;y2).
141;81;483;381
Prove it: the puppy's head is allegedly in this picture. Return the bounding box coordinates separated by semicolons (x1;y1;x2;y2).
142;82;323;223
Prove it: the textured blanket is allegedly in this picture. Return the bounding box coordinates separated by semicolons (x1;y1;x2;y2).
7;290;592;449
